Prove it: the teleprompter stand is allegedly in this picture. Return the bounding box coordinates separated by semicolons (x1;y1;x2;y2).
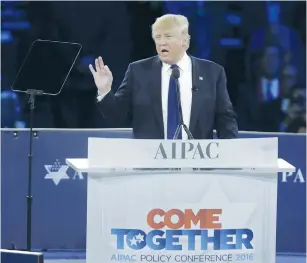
26;88;43;252
10;39;82;251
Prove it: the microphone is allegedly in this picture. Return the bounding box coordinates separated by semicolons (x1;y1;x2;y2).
171;67;180;79
171;68;194;140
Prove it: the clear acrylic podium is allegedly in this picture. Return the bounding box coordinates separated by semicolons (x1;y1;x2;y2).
66;137;295;263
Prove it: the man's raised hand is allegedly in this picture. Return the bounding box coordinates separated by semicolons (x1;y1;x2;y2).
89;56;113;95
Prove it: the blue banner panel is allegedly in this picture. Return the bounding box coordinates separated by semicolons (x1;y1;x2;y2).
1;129;306;254
1;249;44;263
239;133;306;254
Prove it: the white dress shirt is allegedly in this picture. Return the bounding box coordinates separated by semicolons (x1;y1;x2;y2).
161;52;193;140
261;78;279;101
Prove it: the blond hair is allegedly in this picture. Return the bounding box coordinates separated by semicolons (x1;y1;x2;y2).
151;14;191;49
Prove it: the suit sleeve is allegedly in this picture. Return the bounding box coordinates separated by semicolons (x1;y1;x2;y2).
214;67;238;138
96;63;132;127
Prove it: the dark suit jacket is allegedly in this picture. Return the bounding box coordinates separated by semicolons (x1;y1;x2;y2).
97;55;238;139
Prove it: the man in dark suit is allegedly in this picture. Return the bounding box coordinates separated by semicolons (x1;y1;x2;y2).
89;14;238;139
237;42;286;132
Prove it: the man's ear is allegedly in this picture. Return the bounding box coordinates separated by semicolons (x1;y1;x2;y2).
182;37;187;48
183;36;190;49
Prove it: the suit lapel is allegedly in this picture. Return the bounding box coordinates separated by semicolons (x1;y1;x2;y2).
189;56;203;133
148;56;164;136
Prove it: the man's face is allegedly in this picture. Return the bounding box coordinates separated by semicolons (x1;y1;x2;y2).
153;26;186;65
262;46;280;77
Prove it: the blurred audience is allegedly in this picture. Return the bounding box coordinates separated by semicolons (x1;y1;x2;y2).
1;90;25;128
280;86;306;133
281;64;298;98
237;42;285;132
248;2;304;70
237;39;306;133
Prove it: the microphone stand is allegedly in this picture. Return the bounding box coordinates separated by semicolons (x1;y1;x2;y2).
173;79;194;140
172;79;199;172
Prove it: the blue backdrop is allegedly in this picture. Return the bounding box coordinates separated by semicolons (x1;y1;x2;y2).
1;129;306;254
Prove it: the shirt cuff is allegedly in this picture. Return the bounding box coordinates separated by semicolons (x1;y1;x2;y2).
97;90;110;102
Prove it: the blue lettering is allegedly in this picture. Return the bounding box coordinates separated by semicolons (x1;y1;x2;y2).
201;230;220;250
182;230;201;250
111;254;136;261
111;229;130;249
111;228;254;251
166;230;182;250
236;229;254;249
220;229;236;250
146;230;165;250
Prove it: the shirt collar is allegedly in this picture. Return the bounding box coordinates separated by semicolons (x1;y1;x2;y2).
162;52;191;73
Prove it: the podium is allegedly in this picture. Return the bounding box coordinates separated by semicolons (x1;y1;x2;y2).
66;137;295;263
